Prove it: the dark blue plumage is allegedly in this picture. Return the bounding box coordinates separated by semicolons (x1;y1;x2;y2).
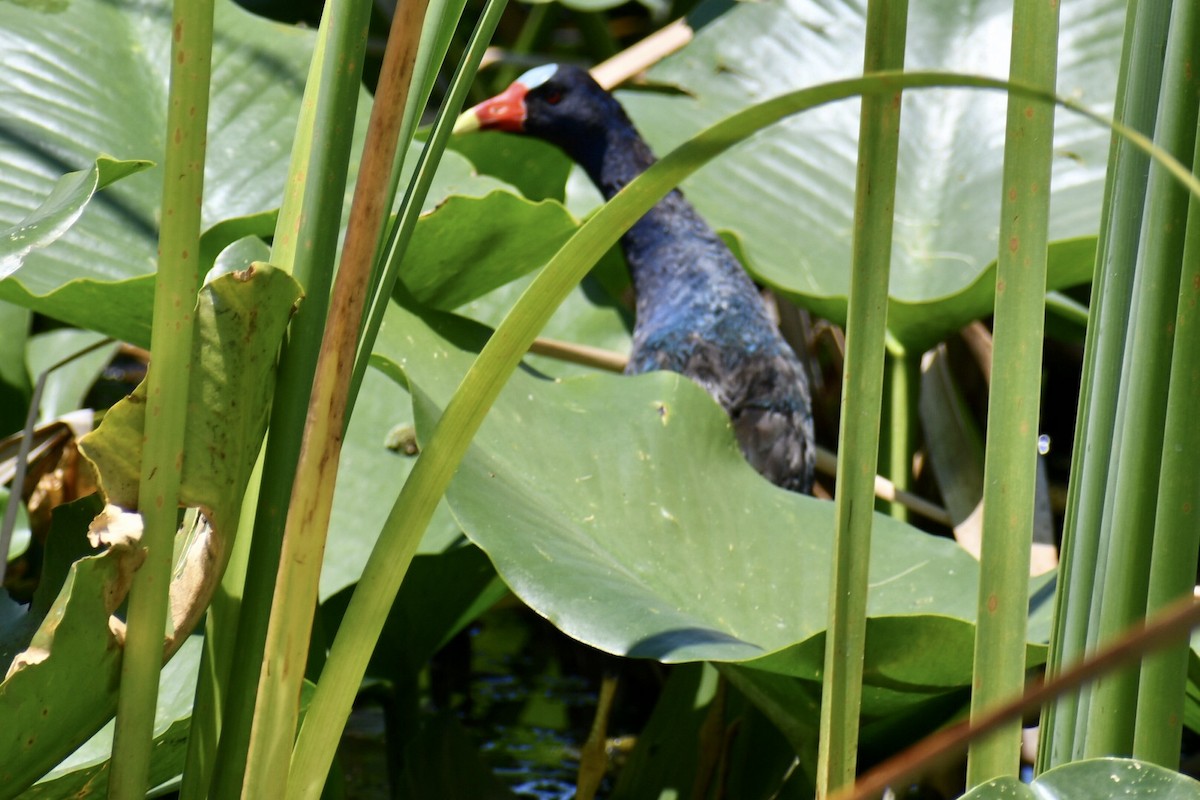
462;64;815;493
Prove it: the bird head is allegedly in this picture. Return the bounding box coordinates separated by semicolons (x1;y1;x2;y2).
455;64;633;156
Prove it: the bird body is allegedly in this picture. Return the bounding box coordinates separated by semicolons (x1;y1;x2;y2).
459;64;815;493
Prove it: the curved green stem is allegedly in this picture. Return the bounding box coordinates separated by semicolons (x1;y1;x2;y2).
290;68;1200;798
108;1;214;797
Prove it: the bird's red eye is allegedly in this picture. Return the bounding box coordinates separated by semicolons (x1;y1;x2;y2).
544;89;563;105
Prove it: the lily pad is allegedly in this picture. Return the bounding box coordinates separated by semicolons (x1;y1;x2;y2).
0;530;136;796
611;0;1122;349
77;264;301;647
403;192;584;311
0;0;504;345
962;758;1200;799
379;305;1051;691
18;636;203;799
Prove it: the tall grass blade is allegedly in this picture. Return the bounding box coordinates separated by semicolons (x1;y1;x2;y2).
1085;0;1197;757
349;0;508;412
1039;0;1170;768
107;1;214;797
965;0;1060;785
241;0;430;792
204;2;374;795
813;2;908;794
1132;104;1200;765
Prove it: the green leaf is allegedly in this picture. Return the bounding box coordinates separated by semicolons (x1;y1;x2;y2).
448;131;573;203
381;306;1048;688
0;540;134;797
18;636;203;799
0;158;151;282
961;758;1200;799
0;0;315;338
79;264;301;536
72;264;300;669
0;0;502;345
25;330;120;423
0;301;32;437
454;265;633;379
458;0;1120;349
1;491;31;565
0;495;103;671
322;363;464;601
404;192;583;310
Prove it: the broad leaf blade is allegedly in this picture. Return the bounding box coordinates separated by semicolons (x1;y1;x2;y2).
381;306;1046;694
961;758;1200;799
0;0;504;345
619;0;1120;345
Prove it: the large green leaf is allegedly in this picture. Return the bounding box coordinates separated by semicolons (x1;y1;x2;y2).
961;758;1200;799
452;0;1120;350
380;305;1051;689
403;192;583;310
323;252;632;597
78;264;301;539
0;157;151;281
0;265;299;796
0;526;133;797
322;363;465;600
611;0;1122;349
18;636;202;799
0;0;505;345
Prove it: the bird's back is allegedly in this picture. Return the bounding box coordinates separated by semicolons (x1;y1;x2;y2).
623;190;816;494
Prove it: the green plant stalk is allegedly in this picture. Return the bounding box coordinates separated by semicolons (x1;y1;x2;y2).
1084;0;1198;757
409;0;470;121
284;70;1200;800
964;0;1059;786
880;344;917;521
816;2;907;795
1038;0;1168;769
241;0;430;793
206;2;373;795
1133;116;1200;768
364;0;470;337
179;447;263;800
835;593;1200;800
350;0;510;413
106;1;214;797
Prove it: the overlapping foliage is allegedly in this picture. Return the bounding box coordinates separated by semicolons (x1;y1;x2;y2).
0;0;1197;797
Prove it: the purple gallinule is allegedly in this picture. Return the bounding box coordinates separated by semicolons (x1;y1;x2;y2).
457;64;815;493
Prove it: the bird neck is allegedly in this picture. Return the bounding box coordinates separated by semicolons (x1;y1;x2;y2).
579;130;732;303
574;123;658;200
